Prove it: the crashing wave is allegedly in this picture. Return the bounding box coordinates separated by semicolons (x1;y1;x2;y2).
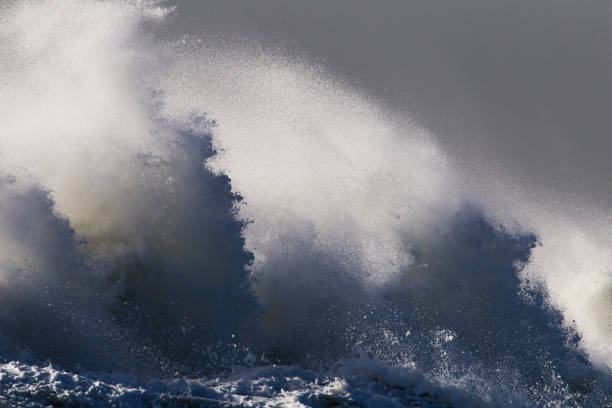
0;0;610;406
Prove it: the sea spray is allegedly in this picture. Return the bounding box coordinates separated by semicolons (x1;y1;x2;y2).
0;0;610;405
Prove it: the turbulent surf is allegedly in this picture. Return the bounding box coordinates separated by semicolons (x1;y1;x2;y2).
0;1;610;406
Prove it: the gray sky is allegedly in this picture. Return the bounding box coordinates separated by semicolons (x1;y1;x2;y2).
169;0;612;206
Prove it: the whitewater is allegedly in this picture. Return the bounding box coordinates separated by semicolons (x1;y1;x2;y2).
0;1;610;406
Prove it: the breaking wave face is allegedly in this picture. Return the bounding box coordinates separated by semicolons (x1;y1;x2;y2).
0;0;610;406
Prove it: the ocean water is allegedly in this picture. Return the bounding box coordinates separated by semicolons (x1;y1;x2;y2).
0;1;610;406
